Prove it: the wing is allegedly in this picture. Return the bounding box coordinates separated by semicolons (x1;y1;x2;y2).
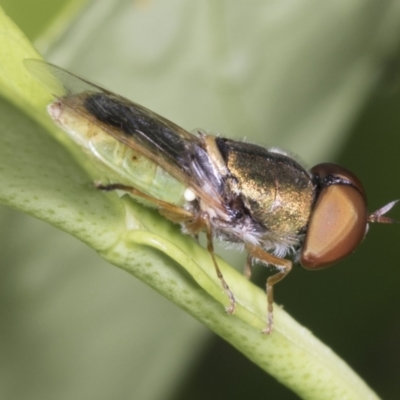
24;59;225;213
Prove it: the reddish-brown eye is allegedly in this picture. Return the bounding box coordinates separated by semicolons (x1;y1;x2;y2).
300;163;368;269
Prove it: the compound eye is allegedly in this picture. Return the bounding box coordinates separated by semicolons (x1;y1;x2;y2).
300;163;368;269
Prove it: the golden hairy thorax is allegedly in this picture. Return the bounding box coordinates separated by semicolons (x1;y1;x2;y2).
215;139;314;237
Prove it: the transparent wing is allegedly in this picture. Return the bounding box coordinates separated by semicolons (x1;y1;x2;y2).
24;59;100;98
24;59;225;212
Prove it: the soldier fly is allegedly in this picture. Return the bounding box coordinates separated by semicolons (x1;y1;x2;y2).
25;59;397;333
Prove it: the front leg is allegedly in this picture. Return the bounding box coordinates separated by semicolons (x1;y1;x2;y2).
246;244;292;334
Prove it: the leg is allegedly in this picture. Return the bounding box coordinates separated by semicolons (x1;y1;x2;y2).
96;182;194;222
244;254;253;279
186;212;236;314
98;183;236;314
246;244;292;334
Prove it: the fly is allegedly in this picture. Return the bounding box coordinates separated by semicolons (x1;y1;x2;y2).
25;59;397;334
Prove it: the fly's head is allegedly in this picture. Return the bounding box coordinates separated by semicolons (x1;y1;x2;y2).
300;163;397;269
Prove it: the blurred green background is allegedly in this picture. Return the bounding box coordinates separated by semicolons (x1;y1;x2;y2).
1;1;400;399
1;0;69;39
